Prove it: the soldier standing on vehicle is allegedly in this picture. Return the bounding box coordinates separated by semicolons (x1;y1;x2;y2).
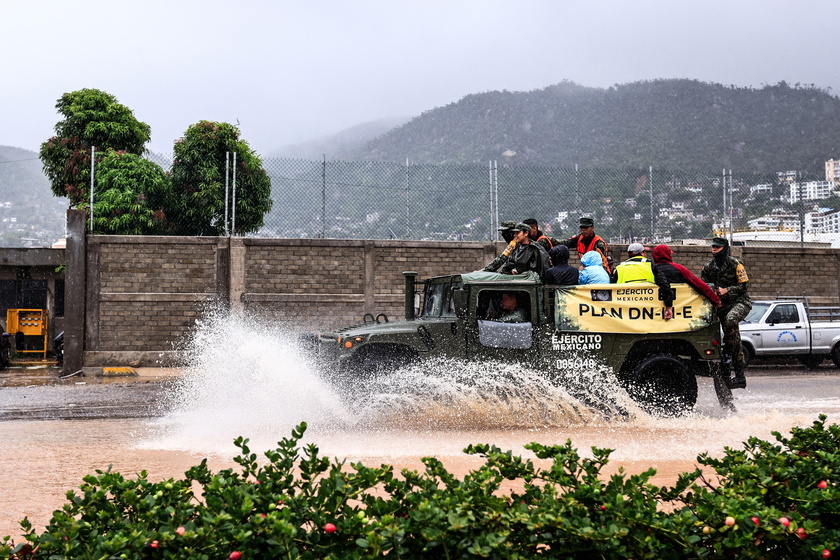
501;223;550;280
483;221;518;272
523;218;557;252
701;237;752;389
558;217;612;273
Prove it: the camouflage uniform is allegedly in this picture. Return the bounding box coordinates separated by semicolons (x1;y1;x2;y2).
701;240;751;379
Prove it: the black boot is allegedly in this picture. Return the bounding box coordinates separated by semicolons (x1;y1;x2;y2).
728;366;746;389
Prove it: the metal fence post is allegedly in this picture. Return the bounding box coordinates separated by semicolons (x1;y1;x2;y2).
488;160;496;241
231;151;237;235
225;152;230;237
649;166;654;240
89;146;95;233
405;159;411;239
728;169;734;241
322;155;327;239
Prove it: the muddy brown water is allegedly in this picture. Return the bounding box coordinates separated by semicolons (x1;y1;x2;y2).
2;363;840;541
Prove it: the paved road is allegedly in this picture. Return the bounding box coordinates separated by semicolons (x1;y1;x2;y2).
0;363;837;421
0;382;170;420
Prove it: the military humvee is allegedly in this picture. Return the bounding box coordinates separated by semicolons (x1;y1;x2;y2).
313;271;733;416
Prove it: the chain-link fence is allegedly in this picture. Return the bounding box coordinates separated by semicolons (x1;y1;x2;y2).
142;152;839;246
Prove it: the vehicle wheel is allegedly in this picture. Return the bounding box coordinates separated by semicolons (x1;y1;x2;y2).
349;344;417;376
621;354;697;417
799;355;824;369
832;345;840;368
741;342;753;368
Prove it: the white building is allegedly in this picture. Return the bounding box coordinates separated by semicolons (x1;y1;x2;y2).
777;170;798;183
789;181;836;203
826;159;840;187
807;208;840;233
747;212;799;231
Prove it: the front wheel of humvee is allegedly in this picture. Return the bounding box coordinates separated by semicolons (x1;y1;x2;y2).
621;353;697;417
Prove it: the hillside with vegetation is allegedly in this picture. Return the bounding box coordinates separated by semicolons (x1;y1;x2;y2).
0;146;67;247
343;79;840;174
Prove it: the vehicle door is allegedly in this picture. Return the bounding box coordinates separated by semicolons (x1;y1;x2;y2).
759;303;808;355
466;287;537;361
739;302;771;351
418;278;463;354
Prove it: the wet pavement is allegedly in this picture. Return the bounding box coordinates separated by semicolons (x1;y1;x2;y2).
0;361;837;422
0;366;179;421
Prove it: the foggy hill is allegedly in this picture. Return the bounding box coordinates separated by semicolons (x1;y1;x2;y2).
0;146;67;247
341;79;840;173
269;117;410;160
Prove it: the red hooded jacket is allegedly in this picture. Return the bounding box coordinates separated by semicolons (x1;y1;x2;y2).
651;245;721;307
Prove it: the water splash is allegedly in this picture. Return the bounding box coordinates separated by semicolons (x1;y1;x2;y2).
347;356;639;430
146;309;640;453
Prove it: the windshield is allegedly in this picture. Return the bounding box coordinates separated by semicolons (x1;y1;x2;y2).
742;302;771;323
421;280;461;317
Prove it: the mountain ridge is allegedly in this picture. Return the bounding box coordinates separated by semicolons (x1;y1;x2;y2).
338;79;840;173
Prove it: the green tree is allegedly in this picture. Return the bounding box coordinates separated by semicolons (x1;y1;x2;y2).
39;89;151;207
169;121;272;236
91;151;170;235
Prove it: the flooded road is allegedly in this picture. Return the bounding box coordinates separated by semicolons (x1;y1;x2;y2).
3;313;840;540
2;366;839;540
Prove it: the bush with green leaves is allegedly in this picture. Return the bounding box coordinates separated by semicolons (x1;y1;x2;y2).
3;416;840;559
91;150;171;235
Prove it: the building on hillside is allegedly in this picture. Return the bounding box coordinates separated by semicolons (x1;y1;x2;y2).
658;202;694;220
806;208;840;233
746;210;799;231
789;181;836;203
826;159;840;187
777;170;798;183
749;184;773;196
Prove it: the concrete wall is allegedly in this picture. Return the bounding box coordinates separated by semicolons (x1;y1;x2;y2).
63;211;840;369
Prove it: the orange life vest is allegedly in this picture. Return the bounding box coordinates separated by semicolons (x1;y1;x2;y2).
535;233;554;249
577;234;611;273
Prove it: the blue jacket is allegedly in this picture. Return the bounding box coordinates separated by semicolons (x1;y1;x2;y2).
578;250;610;284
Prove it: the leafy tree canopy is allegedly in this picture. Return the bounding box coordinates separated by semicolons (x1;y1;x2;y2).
40;89;151;207
91;150;170;235
169;121;272;236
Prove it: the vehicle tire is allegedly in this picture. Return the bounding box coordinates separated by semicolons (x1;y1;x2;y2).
741;342;753;368
798;355;824;369
622;354;697;417
349;344;417;376
832;345;840;368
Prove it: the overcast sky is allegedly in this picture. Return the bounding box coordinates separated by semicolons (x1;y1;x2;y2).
4;0;840;157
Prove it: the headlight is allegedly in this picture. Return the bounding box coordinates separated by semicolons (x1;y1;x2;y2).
338;335;366;349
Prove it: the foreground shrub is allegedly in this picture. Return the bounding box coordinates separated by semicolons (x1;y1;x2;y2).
2;416;840;559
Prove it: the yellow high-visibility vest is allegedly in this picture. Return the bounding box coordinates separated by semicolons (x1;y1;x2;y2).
615;257;654;283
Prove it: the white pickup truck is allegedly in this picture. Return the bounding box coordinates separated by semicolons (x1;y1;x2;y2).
740;298;840;369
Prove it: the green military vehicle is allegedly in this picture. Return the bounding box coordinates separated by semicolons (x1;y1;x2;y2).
314;271;733;416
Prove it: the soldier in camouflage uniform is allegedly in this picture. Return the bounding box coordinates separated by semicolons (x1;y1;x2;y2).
701;237;752;389
483;221;518;272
